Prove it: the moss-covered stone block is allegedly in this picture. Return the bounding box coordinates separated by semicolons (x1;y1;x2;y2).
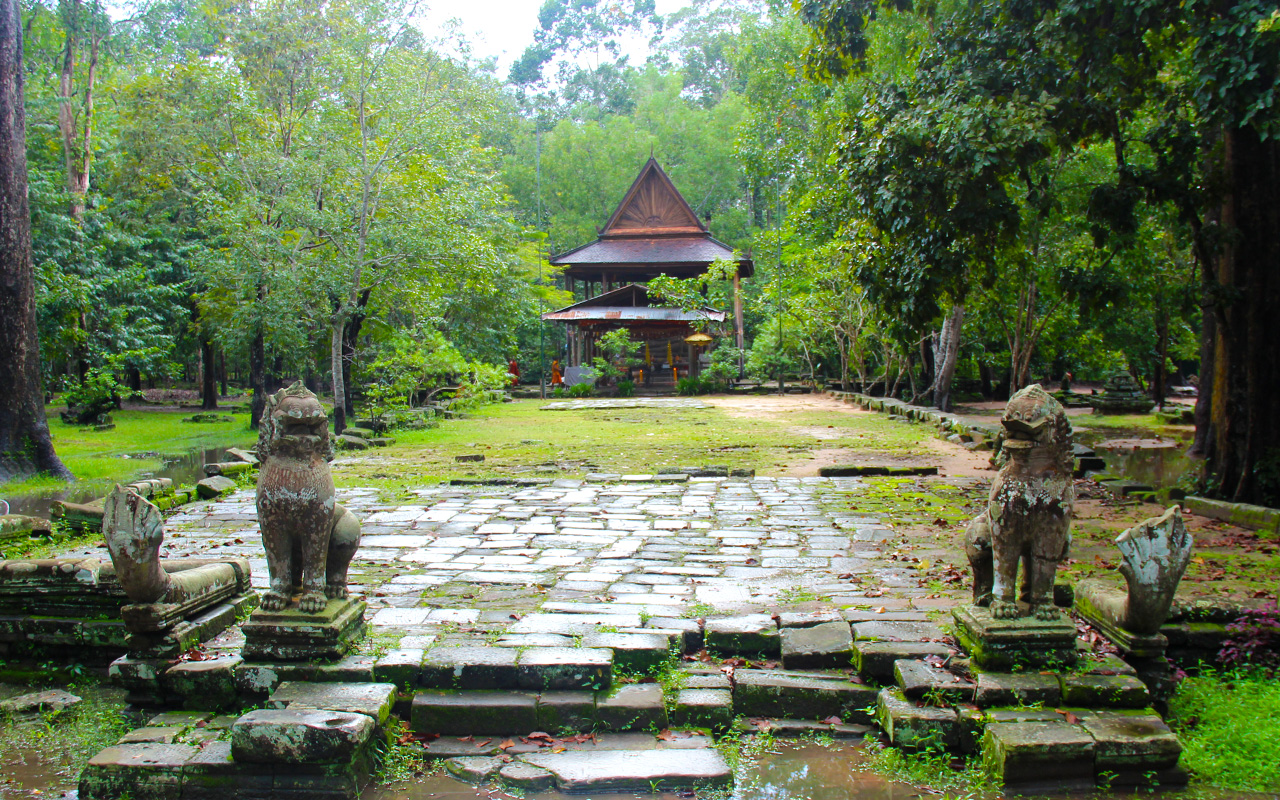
704;616;780;657
161;655;241;710
733;669;877;723
535;691;596;731
671;688;733;730
981;721;1095;790
78;742;197;800
1082;711;1182;779
595;683;667;731
1059;674;1150;708
974;672;1061;707
874;688;959;751
411;690;538;736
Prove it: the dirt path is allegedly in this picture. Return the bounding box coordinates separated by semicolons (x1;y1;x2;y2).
705;394;992;479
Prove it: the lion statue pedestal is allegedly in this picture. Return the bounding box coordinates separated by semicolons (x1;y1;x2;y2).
241;382;366;662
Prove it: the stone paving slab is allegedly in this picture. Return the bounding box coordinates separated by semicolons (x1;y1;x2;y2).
519;749;731;793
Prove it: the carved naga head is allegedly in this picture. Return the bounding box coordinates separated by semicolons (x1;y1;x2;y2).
1000;384;1072;470
258;381;334;462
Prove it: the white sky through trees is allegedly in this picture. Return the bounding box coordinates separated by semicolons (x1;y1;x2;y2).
420;0;689;74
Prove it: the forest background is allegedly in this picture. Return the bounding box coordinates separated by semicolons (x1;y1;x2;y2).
6;0;1279;505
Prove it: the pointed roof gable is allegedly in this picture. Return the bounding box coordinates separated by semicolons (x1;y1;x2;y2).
599;157;706;237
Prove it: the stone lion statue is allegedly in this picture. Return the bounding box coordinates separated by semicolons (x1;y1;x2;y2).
256;381;361;613
965;384;1074;620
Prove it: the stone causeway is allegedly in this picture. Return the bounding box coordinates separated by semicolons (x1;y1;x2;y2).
73;476;1184;797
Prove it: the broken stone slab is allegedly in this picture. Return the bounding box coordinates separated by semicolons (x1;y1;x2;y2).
0;688;81;716
411;690;539;735
704;615;780;656
893;660;975;705
454;454;485;462
498;762;555;791
267;681;396;725
683;671;731;690
582;632;670;673
780;621;854;669
596;684;668;731
981;721;1096;790
195;476;237;499
231;708;373;764
874;688;960;751
853;641;955;682
446;756;507;784
78;742;198;800
732;669;877;723
974;672;1061;707
520;748;732;793
671;688;734;730
1059;674;1151;708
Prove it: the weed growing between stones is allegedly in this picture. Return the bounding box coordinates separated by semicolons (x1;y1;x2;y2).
0;679;131;786
1167;666;1280;792
857;737;991;798
371;719;444;785
714;723;780;777
683;601;715;619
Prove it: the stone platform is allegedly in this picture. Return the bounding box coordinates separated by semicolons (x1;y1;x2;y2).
66;476;1192;795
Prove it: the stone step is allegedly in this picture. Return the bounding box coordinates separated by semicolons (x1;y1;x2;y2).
411;684;667;736
448;748;732;794
732;669;877;724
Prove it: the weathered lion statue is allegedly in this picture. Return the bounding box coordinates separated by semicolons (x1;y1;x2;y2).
256;381;361;613
965;384;1074;620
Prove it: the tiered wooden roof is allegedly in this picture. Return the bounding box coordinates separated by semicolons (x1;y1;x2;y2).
550;158;753;279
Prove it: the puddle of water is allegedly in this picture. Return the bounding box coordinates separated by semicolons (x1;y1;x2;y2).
1;446;235;518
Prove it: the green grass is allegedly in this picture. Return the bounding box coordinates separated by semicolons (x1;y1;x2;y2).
783;409;936;453
332;399;806;498
1;408;256;499
1168;667;1280;792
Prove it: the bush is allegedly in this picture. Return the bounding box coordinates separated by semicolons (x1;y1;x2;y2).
616;379;635;397
567;382;594;398
677;376;713;396
1219;601;1280;674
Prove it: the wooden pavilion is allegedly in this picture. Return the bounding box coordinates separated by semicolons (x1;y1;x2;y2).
542;158;753;388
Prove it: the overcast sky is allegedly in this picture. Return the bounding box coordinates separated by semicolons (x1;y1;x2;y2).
419;0;691;75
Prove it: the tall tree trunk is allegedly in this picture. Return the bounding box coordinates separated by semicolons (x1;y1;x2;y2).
200;338;217;410
1204;126;1280;505
1189;304;1214;459
330;318;347;435
56;0;97;220
341;289;370;419
249;328;265;429
932;304;964;411
219;351;227;398
0;0;72;482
